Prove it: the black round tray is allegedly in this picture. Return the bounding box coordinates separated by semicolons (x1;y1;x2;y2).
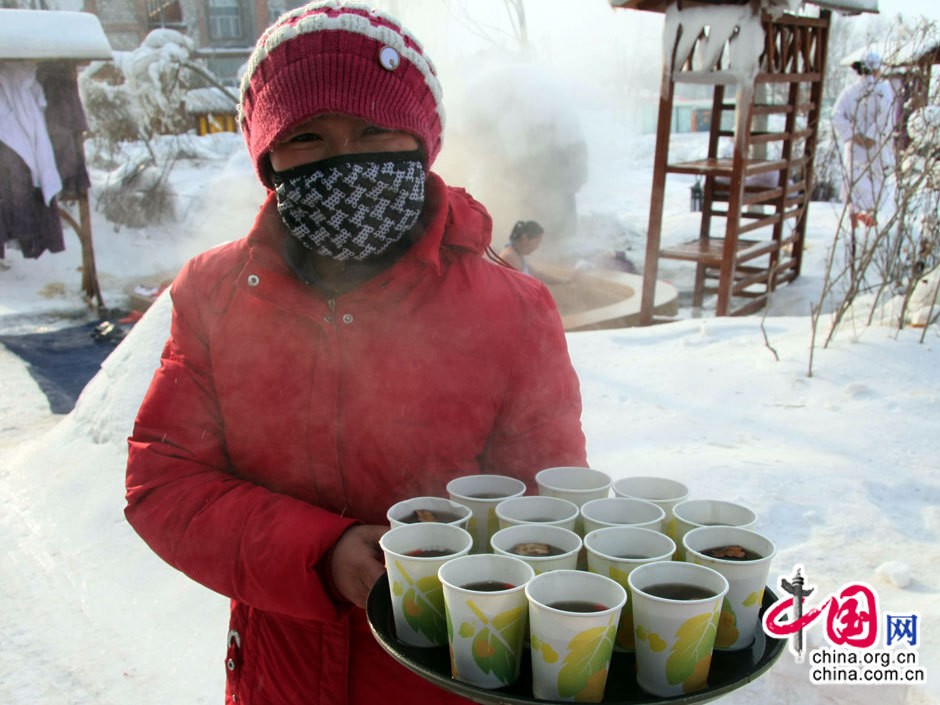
367;572;785;705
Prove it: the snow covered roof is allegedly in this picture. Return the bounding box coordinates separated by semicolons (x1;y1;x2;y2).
184;87;238;115
610;0;878;15
839;39;940;67
0;9;112;61
892;38;940;66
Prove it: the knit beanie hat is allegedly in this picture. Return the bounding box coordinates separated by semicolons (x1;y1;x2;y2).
238;0;445;189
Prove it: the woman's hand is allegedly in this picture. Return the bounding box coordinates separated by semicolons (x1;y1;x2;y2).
330;524;389;608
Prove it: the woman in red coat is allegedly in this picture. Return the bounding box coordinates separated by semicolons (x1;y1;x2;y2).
124;2;587;704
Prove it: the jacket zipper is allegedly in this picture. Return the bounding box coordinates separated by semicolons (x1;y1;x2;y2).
325;296;348;511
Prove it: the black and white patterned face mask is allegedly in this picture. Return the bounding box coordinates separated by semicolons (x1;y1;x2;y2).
271;151;426;262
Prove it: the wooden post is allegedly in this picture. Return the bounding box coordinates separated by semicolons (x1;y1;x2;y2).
639;69;677;325
58;197;105;313
715;80;754;316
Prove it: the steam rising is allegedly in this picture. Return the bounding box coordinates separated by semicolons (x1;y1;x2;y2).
372;1;664;256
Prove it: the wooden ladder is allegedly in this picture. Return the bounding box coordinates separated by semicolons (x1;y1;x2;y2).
639;10;831;322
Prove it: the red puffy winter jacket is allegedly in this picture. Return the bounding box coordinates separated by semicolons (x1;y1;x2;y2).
125;173;587;705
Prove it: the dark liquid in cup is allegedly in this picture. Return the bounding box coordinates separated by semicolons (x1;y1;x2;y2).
400;510;464;524
614;553;650;559
468;492;508;499
462;580;515;592
406;547;455;558
548;600;608;613
642;582;717;600
510;542;566;557
702;544;762;561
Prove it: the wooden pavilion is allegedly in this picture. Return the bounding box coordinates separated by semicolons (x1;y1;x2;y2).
611;0;878;323
0;9;113;312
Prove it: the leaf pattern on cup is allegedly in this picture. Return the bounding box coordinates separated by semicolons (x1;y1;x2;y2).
395;560;447;643
532;634;560;663
743;588;764;607
459;622;475;638
486;507;500;541
635;623;666;651
715;599;739;648
665;607;721;692
557;616;617;700
665;517;678;540
465;600;526;684
608;566;635;649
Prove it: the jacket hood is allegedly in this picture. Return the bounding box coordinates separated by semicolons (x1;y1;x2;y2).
432;174;493;257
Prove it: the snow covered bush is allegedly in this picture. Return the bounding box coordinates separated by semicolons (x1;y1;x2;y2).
77;29;235;228
79;28;218;148
115;28;201;137
98;160;176;229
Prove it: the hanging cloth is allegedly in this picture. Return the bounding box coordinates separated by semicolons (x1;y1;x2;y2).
36;61;91;198
0;60;63;204
0;60;66;259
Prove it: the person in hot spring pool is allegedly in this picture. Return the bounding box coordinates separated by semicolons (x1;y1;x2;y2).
496;219;570;285
123;3;587;705
498;220;545;276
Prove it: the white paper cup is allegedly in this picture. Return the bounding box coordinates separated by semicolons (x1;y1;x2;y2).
628;561;729;697
535;466;613;507
379;522;473;647
583;526;676;651
495;495;580;531
387;496;472;529
490;524;582;575
439;554;535;689
672;499;758;561
525;569;626;702
446;474;527;554
580;497;666;536
536;467;612;536
683;526;776;651
611;476;690;542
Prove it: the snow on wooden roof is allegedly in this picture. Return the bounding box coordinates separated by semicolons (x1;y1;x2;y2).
184;87;238;115
839;39;940;68
0;9;112;61
610;0;878;15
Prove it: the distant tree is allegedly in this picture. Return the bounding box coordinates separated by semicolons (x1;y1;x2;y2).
77;28;231;228
808;19;939;375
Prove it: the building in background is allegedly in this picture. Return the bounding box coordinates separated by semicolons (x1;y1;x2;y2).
81;1;308;83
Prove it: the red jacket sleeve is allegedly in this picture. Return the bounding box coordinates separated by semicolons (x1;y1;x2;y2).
481;282;588;484
125;261;357;622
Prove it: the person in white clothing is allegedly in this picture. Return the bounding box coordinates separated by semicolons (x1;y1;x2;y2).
830;50;898;229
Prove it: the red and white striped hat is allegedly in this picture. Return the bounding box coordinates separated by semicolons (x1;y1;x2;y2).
238;1;445;188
